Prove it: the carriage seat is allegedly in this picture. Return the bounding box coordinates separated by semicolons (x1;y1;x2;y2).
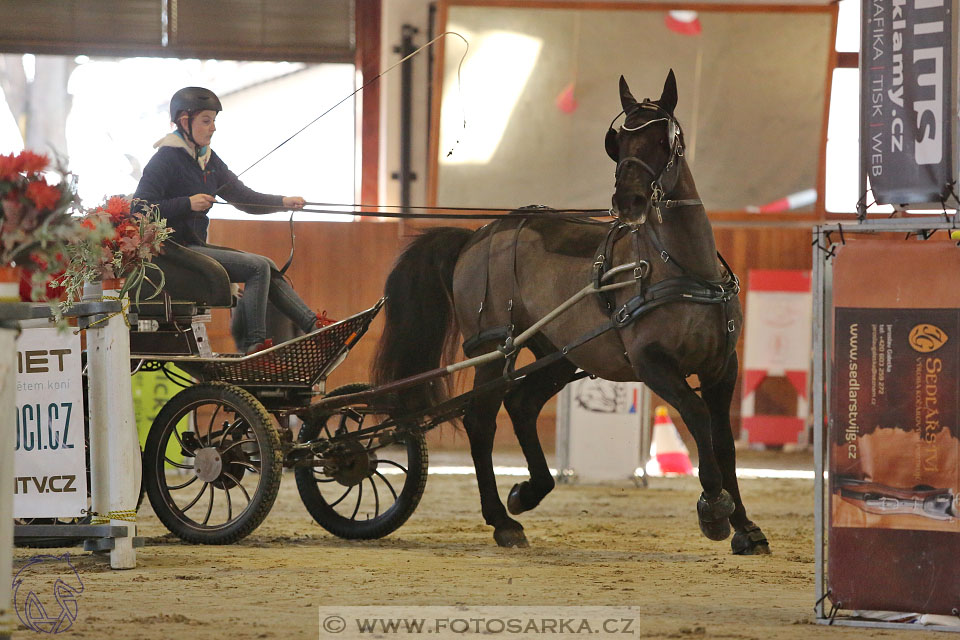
130;241;234;356
134;240;233;318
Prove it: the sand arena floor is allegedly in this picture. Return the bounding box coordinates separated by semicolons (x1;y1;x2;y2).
10;449;938;640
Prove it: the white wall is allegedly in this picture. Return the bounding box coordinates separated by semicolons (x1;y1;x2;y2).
378;0;434;208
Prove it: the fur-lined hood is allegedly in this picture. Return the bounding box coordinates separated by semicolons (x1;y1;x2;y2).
154;132;212;169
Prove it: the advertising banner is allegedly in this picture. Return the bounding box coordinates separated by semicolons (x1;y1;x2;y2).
861;0;953;204
830;238;960;614
832;308;958;532
14;327;88;518
556;378;646;483
131;366;188;463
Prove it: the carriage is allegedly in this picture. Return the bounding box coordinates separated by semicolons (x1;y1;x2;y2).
131;240;645;545
127;72;769;554
130;241;420;545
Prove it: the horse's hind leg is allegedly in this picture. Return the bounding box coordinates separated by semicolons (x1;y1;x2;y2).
464;362;528;548
503;358;578;515
701;351;771;555
633;347;735;541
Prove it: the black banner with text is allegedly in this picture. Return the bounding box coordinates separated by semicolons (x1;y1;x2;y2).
861;0;953;204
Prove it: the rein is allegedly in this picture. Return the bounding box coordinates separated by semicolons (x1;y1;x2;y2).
211;200;612;220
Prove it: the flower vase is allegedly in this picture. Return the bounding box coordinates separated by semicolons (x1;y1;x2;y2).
0;265;22;303
101;278;126;298
82;278;126;301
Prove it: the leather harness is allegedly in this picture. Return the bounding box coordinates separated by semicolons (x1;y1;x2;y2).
463;103;740;374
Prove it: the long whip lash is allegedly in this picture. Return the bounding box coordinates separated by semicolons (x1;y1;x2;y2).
218;31;470;192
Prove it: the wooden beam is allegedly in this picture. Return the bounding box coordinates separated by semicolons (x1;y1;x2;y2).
445;0;834;13
356;0;382;206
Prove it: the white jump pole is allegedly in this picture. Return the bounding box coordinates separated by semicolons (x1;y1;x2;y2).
84;282;140;569
0;323;17;640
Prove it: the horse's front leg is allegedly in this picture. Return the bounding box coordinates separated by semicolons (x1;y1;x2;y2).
465;364;528;547
634;347;735;541
503;357;578;515
701;351;771;555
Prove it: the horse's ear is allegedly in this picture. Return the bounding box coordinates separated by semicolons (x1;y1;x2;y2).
619;75;637;111
660;69;678;115
605;127;619;162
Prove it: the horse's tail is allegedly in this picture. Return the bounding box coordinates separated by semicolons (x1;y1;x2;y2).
372;227;474;411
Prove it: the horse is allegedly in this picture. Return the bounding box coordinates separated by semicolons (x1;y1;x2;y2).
373;71;770;555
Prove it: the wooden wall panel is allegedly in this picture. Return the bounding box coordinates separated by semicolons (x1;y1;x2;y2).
206;218;406;390
204;219;816;451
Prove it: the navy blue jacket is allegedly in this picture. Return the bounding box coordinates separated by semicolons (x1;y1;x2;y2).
133;146;284;245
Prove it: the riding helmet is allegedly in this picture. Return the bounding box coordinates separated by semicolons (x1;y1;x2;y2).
169;87;222;122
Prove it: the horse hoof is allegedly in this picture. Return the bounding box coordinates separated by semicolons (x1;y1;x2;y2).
697;490;735;541
507;483;526;515
731;523;771;555
494;527;529;548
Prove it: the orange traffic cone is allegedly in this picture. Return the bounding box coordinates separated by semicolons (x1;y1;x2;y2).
649;406;693;476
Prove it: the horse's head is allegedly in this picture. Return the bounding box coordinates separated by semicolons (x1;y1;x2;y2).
606;70;685;224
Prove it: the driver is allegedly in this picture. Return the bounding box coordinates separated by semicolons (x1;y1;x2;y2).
134;86;333;353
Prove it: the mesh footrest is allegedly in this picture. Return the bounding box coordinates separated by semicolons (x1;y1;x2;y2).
168;299;384;388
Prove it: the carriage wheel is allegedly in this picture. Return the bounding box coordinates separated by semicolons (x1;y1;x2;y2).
143;382;282;544
295;383;428;539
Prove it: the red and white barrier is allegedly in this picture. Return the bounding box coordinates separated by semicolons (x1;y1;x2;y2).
740;270;812;446
746;188;817;213
665;11;702;36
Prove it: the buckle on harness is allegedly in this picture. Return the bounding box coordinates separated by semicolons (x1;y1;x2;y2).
727;319;736;333
660;250;670;263
593;254;605;270
634;261;650;280
499;336;517;358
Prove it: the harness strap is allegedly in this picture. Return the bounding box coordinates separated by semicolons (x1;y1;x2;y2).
508;218;526;331
463;325;513;355
660;198;703;209
614;274;738;327
476;220;497;325
593;223;628;312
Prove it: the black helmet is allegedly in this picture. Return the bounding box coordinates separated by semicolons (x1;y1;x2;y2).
169;87;222;122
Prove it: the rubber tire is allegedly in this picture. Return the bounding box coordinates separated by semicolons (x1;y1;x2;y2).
144;382;282;545
295;383;428;539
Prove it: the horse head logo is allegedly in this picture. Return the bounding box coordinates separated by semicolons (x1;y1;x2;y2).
909;324;948;353
12;554;84;634
574;379;627;413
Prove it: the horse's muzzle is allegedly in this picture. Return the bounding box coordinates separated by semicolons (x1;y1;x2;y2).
611;190;648;222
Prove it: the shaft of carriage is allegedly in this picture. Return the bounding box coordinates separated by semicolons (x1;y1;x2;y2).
312;261;646;413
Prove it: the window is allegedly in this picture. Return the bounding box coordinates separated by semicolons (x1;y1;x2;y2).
0;55;355;221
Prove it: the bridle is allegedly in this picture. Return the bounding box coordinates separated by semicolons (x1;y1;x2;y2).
606;100;701;224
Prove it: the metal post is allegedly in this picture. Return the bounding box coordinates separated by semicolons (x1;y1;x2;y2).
393;24;418;212
85;282;139;569
811;226;826;620
0;322;17;640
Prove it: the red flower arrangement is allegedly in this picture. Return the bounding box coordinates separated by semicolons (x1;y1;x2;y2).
56;196;172;304
0;150;97;303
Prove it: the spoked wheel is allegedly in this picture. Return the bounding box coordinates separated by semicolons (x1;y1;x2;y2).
295;383;428;539
143;382;282;544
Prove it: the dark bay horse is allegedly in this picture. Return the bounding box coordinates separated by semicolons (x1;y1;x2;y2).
373;71;769;555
